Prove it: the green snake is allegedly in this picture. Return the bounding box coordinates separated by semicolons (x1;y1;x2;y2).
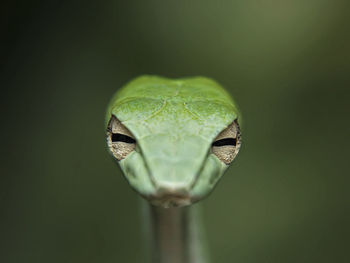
105;76;242;263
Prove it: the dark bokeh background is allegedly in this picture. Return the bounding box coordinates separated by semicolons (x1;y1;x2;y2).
1;1;349;262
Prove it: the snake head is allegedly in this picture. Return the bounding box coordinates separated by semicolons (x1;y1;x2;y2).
106;76;242;208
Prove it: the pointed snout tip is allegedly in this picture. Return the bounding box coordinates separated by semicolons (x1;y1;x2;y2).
156;182;190;195
146;183;193;208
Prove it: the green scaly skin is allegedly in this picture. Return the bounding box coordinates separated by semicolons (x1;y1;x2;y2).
105;75;241;208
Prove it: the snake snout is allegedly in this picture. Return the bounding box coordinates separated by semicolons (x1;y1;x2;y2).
146;184;192;208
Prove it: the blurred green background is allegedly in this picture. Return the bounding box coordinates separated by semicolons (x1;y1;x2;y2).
2;1;349;262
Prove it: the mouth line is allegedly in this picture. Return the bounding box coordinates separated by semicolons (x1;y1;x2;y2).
144;192;193;208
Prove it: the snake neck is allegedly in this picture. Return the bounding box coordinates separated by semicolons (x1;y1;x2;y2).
142;201;209;263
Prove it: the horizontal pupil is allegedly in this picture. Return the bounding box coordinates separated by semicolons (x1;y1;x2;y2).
212;138;237;147
112;133;136;144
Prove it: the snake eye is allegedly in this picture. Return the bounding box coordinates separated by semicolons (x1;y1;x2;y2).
111;133;136;144
212;138;237;147
211;120;241;164
107;116;136;160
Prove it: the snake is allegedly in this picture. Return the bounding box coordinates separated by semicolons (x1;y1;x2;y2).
105;75;242;263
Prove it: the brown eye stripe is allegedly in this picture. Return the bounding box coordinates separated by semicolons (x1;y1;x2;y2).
212;138;237;147
111;133;136;144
